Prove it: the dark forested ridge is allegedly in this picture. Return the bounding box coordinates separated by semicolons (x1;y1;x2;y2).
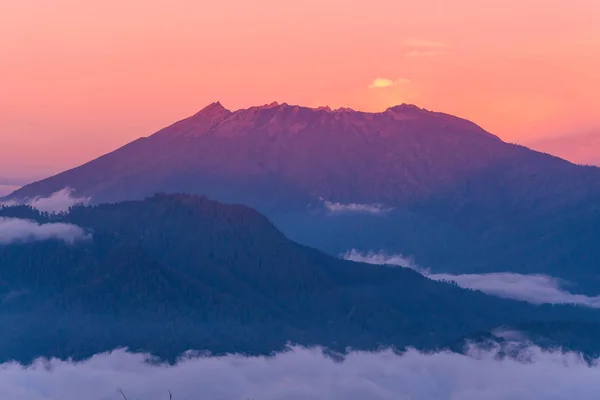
1;194;599;363
5;102;600;292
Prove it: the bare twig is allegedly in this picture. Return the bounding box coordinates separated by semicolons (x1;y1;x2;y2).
117;387;171;399
117;388;129;400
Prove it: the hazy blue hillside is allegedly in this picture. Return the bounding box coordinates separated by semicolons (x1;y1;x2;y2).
1;194;599;363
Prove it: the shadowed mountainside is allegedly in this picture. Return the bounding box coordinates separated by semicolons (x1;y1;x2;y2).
1;194;599;363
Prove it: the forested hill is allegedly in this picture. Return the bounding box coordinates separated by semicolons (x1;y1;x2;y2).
0;194;599;363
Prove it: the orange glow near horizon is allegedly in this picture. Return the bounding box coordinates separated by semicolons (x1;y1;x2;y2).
1;0;600;179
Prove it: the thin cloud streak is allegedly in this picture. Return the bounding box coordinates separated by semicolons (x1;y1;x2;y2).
0;218;90;245
343;250;600;307
403;38;448;48
405;50;447;58
1;188;90;214
322;199;393;215
403;37;448;58
430;272;600;307
0;345;598;400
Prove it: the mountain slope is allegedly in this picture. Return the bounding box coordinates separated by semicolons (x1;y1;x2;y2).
5;102;600;290
1;194;598;363
13;101;586;207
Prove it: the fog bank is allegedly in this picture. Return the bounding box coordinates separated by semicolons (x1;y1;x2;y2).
1;345;598;400
343;250;600;308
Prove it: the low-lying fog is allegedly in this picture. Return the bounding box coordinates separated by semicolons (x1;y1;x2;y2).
2;345;599;400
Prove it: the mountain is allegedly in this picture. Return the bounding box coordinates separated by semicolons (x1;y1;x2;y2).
5;102;600;291
1;194;598;363
2;101;532;206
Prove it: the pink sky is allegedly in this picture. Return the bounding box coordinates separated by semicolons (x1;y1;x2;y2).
1;0;599;182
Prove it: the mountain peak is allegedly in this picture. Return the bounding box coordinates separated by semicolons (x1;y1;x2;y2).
385;103;424;114
9;98;513;203
192;101;231;118
257;101;281;109
153;101;232;139
333;107;355;112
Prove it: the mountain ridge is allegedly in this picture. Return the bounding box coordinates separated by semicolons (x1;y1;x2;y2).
4;101;600;293
163;101;501;139
2;101;558;206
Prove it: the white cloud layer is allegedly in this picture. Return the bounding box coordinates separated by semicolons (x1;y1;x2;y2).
1;345;599;400
1;188;90;214
0;218;90;245
321;199;393;215
343;250;600;308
